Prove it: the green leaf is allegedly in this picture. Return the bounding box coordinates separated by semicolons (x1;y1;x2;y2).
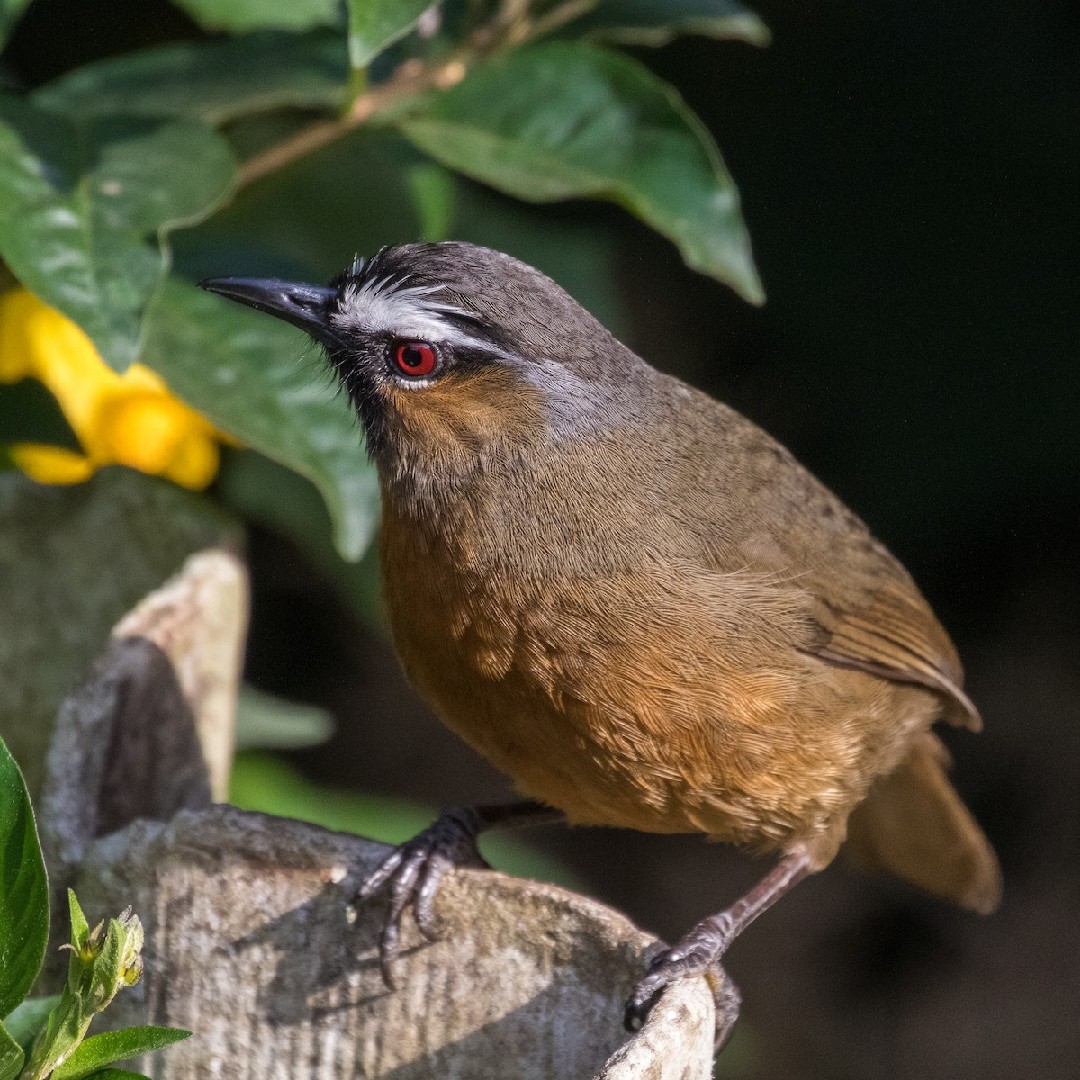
142;278;378;561
229;751;432;841
22;991;88;1080
66;889;89;950
215;449;384;629
0;101;237;370
34;30;349;125
570;0;770;48
51;1026;189;1080
82;1071;150;1079
23;903;147;1079
405;162;455;242
235;686;334;750
0;1023;23;1080
1;995;60;1047
172;0;340;33
347;0;431;70
398;42;763;302
0;736;48;1019
171;128;437;277
0;0;31;52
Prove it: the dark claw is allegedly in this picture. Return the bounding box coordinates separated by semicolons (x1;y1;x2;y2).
624;915;737;1037
357;848;403;900
355;808;490;987
414;858;444;940
378;919;400;989
712;973;742;1052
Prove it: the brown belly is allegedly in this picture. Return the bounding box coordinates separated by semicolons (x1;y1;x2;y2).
379;517;938;854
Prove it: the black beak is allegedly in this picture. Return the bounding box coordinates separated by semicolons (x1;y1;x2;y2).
199;276;339;347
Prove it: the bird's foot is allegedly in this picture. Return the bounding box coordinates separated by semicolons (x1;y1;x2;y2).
355;807;491;987
624;914;740;1048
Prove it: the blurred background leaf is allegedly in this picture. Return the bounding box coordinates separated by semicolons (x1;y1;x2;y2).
34;30;349;124
235;685;335;750
173;0;342;34
172;129;439;280
347;0;432;71
0;1008;23;1077
0;378;80;451
571;0;771;48
0;468;240;798
0;103;235;370
215;448;384;626
141;278;378;560
2;995;60;1050
0;0;29;52
397;42;764;302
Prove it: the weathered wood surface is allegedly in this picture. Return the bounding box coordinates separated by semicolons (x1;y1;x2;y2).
31;538;724;1079
76;806;717;1079
38;550;245;955
111;548;247;801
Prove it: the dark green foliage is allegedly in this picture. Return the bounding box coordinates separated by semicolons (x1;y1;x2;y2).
0;739;47;1021
0;737;189;1080
0;0;766;560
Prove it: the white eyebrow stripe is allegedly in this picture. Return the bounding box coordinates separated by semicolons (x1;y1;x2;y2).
330;276;511;359
333;279;472;333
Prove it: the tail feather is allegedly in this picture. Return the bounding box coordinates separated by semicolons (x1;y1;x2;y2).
845;733;1002;914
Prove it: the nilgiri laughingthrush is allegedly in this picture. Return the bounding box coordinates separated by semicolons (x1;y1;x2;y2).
202;241;1001;1040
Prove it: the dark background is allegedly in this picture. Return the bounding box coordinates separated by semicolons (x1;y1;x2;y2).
5;2;1078;1076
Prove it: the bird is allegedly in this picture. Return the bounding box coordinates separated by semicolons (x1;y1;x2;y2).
201;241;1001;1043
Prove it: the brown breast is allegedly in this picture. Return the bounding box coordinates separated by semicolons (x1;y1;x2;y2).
378;497;941;856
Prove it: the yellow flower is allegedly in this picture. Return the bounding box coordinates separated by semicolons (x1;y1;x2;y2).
8;444;97;484
0;289;227;490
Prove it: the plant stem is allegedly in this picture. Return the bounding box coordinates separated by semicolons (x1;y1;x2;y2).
527;0;597;41
235;57;469;190
234;0;587;191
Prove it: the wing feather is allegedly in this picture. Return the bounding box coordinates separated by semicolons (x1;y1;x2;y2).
808;582;981;730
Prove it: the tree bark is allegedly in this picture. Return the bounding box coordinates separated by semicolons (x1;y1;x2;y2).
76;805;717;1079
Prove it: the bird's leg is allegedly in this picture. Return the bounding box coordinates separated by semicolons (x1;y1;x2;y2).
625;848;813;1035
355;800;561;987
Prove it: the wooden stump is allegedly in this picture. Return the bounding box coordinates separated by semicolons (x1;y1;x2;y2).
32;545;727;1079
75;806;717;1079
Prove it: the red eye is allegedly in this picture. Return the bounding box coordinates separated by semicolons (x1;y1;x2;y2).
393;340;438;378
